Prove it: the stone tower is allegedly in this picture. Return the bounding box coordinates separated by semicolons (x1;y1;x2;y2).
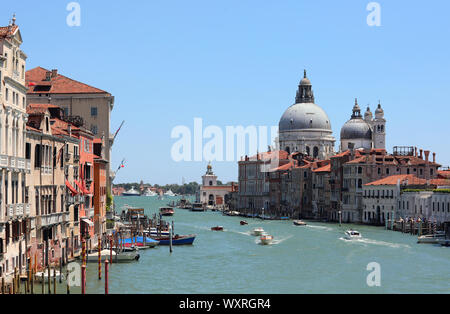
371;103;386;149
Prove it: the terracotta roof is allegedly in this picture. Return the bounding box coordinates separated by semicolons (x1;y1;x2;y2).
0;25;18;38
364;174;428;186
430;179;450;186
313;164;331;173
26;67;109;94
438;170;450;179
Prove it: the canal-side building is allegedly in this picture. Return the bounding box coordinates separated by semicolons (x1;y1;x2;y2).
26;67;115;192
93;138;108;237
199;163;237;208
0;16;30;282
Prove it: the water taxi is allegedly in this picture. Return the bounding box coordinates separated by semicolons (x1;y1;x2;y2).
160;207;175;217
260;234;274;245
293;220;307;226
417;231;446;244
252;228;265;236
240;221;248;226
211;226;224;231
344;230;362;240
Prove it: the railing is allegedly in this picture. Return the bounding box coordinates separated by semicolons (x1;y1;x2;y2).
26;160;31;171
25;204;30;216
39;213;64;227
73;155;80;163
9;156;16;168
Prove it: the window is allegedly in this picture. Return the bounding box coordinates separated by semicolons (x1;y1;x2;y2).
25;143;31;160
84;140;90;152
91;107;98;117
91;125;98;135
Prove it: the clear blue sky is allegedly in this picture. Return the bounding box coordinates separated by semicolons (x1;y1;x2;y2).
4;0;450;185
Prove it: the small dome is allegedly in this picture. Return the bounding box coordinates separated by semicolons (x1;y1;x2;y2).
279;102;332;132
375;104;384;114
340;119;372;140
299;69;311;86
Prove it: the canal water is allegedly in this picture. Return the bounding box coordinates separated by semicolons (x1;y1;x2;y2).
47;196;450;294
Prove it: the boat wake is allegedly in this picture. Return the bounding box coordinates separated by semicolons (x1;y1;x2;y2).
306;225;334;232
254;235;293;245
339;237;411;249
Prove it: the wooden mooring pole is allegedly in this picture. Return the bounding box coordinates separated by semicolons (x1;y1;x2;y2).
105;260;109;295
81;264;86;295
98;236;102;280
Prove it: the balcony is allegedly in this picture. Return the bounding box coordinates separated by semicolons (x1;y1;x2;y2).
74;155;80;163
6;203;28;218
0;155;8;168
9;156;16;168
38;213;65;228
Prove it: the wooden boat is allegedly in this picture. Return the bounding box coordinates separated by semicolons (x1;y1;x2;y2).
160;207;175;217
87;249;140;262
240;221;248;226
151;234;196;245
293;220;307;226
260;234;274;245
211;226;224;231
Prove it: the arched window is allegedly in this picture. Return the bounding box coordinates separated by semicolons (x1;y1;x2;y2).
306;146;310;156
285;147;290;155
313;147;319;158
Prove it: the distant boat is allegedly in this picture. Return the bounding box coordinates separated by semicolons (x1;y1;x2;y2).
260;234;274;245
293;220;307;226
191;203;205;212
144;188;157;197
160;207;175;217
211;226;224;231
164;190;176;197
151;234;196;246
240;221;248;226
344;230;362;240
418;231;446;244
122;187;140;197
252;228;265;236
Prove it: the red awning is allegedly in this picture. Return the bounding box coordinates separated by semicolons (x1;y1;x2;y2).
75;180;91;195
65;180;78;196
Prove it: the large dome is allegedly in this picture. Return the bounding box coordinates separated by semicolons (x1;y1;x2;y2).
340;118;372;140
279;102;332;132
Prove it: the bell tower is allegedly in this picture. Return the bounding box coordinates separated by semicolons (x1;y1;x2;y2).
372;102;386;149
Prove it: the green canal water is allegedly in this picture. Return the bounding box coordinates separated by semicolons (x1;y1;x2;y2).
48;196;450;294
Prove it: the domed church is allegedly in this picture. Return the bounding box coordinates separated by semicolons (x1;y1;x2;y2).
340;99;386;152
278;71;336;159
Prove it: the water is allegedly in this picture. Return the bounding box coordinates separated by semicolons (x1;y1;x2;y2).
63;196;450;294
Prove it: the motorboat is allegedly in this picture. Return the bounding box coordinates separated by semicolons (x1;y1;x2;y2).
293;220;307;226
417;231;446;244
118;236;160;249
87;249;140;262
240;221;248;226
191;203;205;212
160;207;175;217
122;187;140;197
144;188;157;197
344;230;362;240
149;227;170;237
35;270;65;283
211;226;224;231
260;234;274;245
252;228;265;236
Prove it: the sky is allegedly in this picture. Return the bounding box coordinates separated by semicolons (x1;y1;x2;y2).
3;0;450;185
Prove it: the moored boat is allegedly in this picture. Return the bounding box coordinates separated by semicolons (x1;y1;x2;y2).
35;270;65;283
122;186;140;197
119;236;160;248
191;203;205;212
87;249;140;262
151;234;196;246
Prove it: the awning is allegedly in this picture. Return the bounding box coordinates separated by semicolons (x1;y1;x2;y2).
75;180;90;195
65;180;78;196
81;218;94;227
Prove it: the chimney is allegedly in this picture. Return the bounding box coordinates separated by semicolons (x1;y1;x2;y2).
51;69;58;78
68;124;72;137
414;147;417;157
419;149;423;159
433;152;436;163
424;150;430;162
45;71;51;81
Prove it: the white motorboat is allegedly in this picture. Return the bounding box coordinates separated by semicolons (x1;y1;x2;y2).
164;190;176;197
35;270;65;283
293;220;307;226
344;230;362;240
260;234;274;245
252;228;265;236
87;249;140;262
122;187;140;197
144;188;157;197
418;231;446;244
